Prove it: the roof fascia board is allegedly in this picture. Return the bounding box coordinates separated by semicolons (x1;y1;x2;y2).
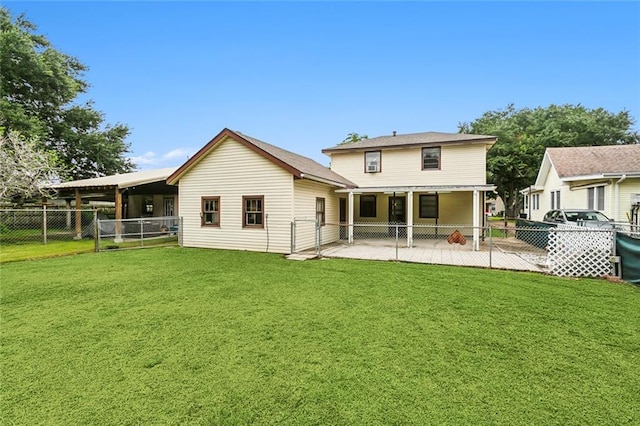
533;151;552;188
336;184;496;194
322;137;496;155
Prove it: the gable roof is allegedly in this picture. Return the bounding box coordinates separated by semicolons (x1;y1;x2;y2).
54;167;177;190
322;131;496;154
167;128;356;188
548;144;640;178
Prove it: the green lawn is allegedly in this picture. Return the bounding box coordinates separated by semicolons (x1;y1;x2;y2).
0;239;96;263
2;249;639;425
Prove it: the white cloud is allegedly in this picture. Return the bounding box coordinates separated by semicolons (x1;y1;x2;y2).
130;148;196;169
130;151;158;166
162;148;191;161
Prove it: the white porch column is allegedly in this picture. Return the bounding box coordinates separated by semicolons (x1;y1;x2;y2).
348;191;354;244
407;191;413;247
472;190;480;251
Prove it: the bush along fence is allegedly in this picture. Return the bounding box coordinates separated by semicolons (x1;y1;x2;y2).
292;220;640;282
96;217;182;251
0;208;96;245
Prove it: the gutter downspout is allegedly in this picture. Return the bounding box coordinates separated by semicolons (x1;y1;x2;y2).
614;175;627;222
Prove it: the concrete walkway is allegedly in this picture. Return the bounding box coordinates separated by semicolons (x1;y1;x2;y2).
315;242;546;272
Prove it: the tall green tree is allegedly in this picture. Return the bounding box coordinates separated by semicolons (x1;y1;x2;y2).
339;132;368;145
0;7;134;180
459;104;639;217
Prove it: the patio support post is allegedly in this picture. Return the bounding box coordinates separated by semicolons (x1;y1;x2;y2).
473;189;480;251
407;191;413;247
348;191;354;244
114;187;124;243
74;188;82;240
65;199;72;229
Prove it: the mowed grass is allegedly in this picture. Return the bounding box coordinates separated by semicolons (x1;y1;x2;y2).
0;239;95;263
1;249;639;425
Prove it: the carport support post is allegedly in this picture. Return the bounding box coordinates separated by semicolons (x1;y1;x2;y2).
473;190;480;251
114;187;124;243
74;188;82;240
348;191;354;244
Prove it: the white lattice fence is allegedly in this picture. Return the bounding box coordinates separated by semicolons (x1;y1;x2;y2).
547;226;614;277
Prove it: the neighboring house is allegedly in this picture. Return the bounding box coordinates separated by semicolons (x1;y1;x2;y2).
485;196;505;217
522;144;640;223
54;168;178;237
322;131;497;250
166;128;355;253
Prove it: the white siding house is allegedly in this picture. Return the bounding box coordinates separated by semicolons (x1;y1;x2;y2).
523;145;640;224
167;129;354;254
322;132;497;250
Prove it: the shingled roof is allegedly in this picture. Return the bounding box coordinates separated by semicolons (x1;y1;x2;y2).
547;144;640;178
322;131;496;153
167;128;356;188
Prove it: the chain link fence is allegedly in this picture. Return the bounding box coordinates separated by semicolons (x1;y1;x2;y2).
292;220;622;278
96;217;182;251
0;208;96;245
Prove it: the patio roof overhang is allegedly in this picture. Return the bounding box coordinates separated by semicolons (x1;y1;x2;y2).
335;184;497;194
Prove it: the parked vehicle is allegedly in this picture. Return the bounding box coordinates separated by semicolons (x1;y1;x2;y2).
542;209;615;228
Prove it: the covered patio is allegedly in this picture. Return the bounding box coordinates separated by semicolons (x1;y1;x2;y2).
337;184;496;251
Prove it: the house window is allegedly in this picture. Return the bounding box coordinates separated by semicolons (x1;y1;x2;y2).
365;151;381;173
533;194;539;210
422;147;441;170
243;196;264;228
419;194;438;218
587;186;605;210
551;190;561;210
316;197;325;226
360;195;377;218
201;197;220;226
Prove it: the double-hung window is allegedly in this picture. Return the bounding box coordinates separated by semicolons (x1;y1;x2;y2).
587;186;605;210
365;151;381;173
551;190;561;210
316;197;326;226
201;197;220;226
422;147;441;170
243;196;264;228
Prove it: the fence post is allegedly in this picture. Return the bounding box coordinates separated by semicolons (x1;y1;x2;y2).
42;205;47;245
291;221;296;253
140;219;144;247
316;221;321;257
179;217;183;247
93;210;99;252
489;226;493;269
395;224;399;261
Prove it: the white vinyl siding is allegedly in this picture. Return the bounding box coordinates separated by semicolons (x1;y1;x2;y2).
178;136;293;253
293;179;340;251
329;144;488;187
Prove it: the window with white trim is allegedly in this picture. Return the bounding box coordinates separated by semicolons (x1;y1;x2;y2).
587;186;605;210
551;191;561;210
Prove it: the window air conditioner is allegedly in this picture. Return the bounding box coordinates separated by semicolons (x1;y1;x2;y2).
367;164;378;172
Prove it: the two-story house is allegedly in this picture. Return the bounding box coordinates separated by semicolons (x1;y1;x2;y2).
322;131;496;250
168;128;496;253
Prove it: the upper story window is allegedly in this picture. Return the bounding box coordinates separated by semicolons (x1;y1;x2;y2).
201;196;220;226
422;147;441;170
364;151;381;173
587;186;605;210
551;190;561;210
243;196;264;228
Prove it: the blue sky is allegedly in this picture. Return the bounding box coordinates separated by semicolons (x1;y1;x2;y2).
5;1;640;169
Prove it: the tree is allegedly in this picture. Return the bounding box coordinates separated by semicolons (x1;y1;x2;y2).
459;104;639;217
0;130;63;202
340;132;368;145
0;7;134;180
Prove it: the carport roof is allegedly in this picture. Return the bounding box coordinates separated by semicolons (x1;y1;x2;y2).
54;167;177;190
